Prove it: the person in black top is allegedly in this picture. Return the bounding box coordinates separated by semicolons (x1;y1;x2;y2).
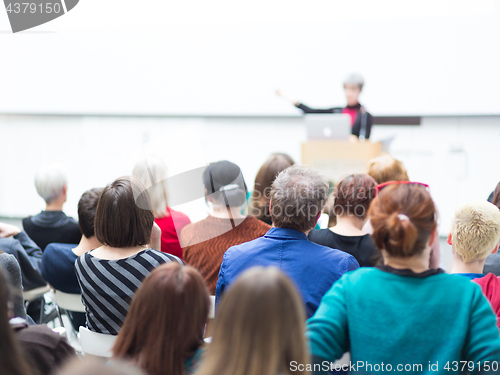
277;73;373;140
308;174;380;267
22;163;81;251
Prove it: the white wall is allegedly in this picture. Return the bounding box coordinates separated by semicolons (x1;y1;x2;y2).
1;114;499;236
0;0;499;116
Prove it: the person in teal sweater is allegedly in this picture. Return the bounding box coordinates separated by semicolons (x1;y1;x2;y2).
307;182;500;375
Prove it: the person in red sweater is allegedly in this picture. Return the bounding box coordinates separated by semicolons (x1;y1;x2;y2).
133;156;191;259
449;200;500;330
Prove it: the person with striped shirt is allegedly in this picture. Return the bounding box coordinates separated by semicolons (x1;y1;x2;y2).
75;176;183;335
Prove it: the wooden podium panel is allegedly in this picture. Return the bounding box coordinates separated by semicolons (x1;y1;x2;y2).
302;141;382;183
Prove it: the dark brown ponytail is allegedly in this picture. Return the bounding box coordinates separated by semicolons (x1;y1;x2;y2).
368;184;437;257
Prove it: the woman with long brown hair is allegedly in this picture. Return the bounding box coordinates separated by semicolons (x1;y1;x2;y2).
307;182;500;373
0;267;32;375
1;265;75;375
249;153;295;225
195;266;309;375
113;262;209;375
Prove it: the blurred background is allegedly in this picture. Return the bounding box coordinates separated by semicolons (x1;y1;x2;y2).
1;0;499;270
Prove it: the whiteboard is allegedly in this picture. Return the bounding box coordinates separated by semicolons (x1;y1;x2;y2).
0;0;499;116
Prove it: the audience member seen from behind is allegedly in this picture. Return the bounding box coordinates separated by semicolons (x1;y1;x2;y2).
196;267;309;375
113;263;209;375
0;265;33;375
307;183;500;374
366;154;441;268
0;222;46;292
75;176;183;335
216;165;359;317
180;161;270;294
0;267;75;375
309;174;379;267
132;156;191;259
249;153;295;225
366;154;409;184
0;249;27;320
42;188;103;329
484;181;500;276
23;163;81;251
0;222;46;322
449;200;500;330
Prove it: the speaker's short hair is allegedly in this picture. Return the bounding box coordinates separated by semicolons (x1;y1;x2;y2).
343;73;365;91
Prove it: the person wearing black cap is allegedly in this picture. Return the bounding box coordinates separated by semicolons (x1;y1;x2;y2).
179;160;270;294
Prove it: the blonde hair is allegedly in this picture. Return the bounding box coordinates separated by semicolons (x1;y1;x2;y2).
132;156;169;218
196;267;309;375
367;154;409;184
450;200;500;263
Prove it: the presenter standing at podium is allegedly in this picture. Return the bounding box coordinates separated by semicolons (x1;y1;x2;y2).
277;73;373;141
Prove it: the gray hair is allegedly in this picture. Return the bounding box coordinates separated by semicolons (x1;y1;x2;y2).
34;163;68;204
343;73;365;90
270;165;328;232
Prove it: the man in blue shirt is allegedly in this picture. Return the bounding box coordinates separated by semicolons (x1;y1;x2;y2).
216;165;359;317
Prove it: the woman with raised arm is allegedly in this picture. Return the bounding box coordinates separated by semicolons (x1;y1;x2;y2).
277;73;373;140
307;182;500;374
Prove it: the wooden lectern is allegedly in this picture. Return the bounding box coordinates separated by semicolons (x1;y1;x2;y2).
302;141;382;183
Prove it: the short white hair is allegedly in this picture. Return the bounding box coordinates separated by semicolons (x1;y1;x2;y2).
34;163;68;203
450;200;500;263
132;156;169;218
343;73;365;90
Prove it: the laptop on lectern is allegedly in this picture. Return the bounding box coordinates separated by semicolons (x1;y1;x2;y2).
305;114;351;140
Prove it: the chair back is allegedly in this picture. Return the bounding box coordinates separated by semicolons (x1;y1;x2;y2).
79;326;117;358
53;290;86;313
208;295;215;319
23;285;51;302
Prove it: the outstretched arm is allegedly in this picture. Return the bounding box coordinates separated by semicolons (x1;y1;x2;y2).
276;89;337;113
276;89;299;106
